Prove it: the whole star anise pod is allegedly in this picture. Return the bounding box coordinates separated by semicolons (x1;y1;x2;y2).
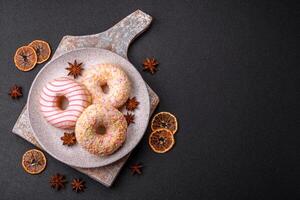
60;132;76;146
8;85;22;99
49;173;67;190
124;112;135;125
130;163;143;175
143;58;158;74
66;60;83;78
126;97;139;111
71;178;86;193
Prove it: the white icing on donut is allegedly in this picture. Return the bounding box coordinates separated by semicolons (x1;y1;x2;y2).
75;104;127;156
40;77;91;129
78;64;131;108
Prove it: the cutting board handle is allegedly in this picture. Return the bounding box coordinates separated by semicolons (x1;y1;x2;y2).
104;10;152;58
56;10;152;59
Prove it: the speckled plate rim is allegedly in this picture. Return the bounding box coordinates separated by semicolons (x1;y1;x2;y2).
27;48;150;168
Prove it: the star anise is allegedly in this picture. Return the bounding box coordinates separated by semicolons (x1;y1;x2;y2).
60;132;76;146
65;60;83;78
130;163;143;175
143;58;158;74
8;85;22;99
71;178;86;193
124;112;135;125
49;173;67;190
126;97;139;111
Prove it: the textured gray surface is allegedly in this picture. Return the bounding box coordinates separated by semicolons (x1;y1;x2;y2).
12;10;159;186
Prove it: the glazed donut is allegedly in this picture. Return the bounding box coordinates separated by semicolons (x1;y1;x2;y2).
75;104;127;156
40;77;91;129
79;64;131;108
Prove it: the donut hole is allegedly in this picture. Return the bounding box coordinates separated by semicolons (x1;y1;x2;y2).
56;95;69;110
96;125;107;135
101;83;109;94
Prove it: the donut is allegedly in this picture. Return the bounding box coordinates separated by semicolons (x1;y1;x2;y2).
79;64;131;108
40;77;91;129
75;104;127;156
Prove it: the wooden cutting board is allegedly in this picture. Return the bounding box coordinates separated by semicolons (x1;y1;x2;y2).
12;10;159;187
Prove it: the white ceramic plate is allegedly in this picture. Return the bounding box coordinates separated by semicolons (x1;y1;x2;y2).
28;48;150;168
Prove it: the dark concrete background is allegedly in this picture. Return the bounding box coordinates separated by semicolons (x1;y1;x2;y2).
0;0;298;199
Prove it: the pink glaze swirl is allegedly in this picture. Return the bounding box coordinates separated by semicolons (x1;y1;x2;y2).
40;77;91;130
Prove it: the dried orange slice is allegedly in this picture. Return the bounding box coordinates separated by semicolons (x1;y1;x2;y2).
149;129;175;153
29;40;51;64
151;112;178;134
14;46;37;71
22;149;47;174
